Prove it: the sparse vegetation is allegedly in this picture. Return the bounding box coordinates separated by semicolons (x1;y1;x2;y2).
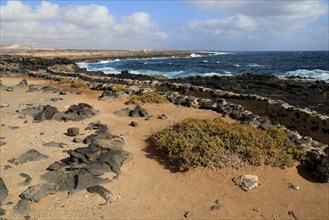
59;78;72;84
112;84;127;92
151;118;304;171
71;81;89;88
128;92;168;104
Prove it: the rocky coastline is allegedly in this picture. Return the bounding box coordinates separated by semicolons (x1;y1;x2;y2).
1;55;328;142
0;53;329;219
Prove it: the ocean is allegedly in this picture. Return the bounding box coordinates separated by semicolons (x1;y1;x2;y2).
77;51;329;81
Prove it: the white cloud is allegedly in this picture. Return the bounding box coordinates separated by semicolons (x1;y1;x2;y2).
0;1;167;49
114;12;167;39
186;0;328;46
0;0;59;21
190;0;327;20
63;4;115;28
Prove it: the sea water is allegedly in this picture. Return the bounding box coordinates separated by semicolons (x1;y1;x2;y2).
77;51;329;81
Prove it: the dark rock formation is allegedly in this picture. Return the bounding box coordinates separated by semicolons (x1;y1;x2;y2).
13;199;31;215
61;103;99;121
20;184;58;202
33;105;59;122
85;121;108;132
303;149;329;182
8;149;48;165
129;105;148;118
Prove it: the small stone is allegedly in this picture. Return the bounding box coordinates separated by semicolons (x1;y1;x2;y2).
211;204;221;211
67;127;80;136
40;132;45;135
145;116;152;121
87;185;112;204
24;120;28;123
73;138;83;143
288;183;300;190
0;104;9;108
0;141;6;147
233;174;259;191
183;211;191;218
130;121;138;127
158;114;168;120
43;141;67;148
59;90;66;95
6;87;13;91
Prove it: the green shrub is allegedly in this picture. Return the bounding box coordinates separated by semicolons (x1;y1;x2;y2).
71;81;88;88
112;84;127;92
128;92;167;104
59;78;72;84
151;118;304;171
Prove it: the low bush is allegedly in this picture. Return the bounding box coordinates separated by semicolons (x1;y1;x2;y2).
58;78;72;84
151;118;304;171
71;81;89;88
128;92;167;104
112;84;127;92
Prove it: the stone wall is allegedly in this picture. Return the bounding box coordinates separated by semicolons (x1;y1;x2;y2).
19;69;328;145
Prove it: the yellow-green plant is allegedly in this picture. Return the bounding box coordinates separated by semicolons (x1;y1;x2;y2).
151;118;304;171
112;84;127;92
71;81;88;88
128;92;167;104
59;78;72;84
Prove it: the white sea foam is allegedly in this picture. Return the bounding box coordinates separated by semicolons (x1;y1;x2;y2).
76;62;89;69
190;53;202;58
99;60;111;64
249;64;262;67
284;69;329;81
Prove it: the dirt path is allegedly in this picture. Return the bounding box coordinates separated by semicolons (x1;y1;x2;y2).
0;75;328;219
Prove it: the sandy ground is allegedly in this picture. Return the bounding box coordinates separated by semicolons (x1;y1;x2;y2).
0;75;328;219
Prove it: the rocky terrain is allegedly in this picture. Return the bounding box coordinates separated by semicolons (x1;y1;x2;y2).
0;53;328;218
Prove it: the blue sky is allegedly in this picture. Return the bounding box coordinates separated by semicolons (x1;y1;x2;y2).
1;0;328;51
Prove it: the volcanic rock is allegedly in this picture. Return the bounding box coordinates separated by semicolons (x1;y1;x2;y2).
67;127;80;136
8;149;49;165
87;185;112;204
0;178;8;205
13;199;30;215
61;103;99;121
20;184;58;202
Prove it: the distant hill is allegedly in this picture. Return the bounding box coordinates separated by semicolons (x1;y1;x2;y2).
1;44;56;52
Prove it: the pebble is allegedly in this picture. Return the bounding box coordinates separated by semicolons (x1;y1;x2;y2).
288;183;300;190
130;121;138;127
183;211;191;218
158;114;168;120
67;127;80;136
211;205;221;211
0;104;9;108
